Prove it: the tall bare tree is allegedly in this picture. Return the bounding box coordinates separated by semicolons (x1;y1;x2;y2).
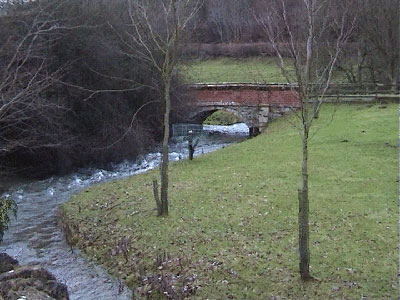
114;0;201;216
257;0;355;280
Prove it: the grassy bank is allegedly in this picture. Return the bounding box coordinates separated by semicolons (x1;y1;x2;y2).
61;104;398;299
180;57;291;83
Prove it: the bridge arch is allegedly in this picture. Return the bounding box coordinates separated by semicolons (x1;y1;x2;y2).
188;105;264;136
191;107;247;126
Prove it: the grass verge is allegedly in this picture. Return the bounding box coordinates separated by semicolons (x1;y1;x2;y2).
60;104;398;299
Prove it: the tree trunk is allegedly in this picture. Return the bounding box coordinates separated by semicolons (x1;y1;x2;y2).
160;78;171;216
299;128;311;280
189;145;194;160
153;178;161;215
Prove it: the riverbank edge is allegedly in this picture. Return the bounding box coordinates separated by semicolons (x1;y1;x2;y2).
59;104;398;299
0;253;69;299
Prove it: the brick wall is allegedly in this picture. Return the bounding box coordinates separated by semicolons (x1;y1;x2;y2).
188;85;300;108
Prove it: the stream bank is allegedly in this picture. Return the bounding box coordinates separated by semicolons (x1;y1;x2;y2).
0;124;248;300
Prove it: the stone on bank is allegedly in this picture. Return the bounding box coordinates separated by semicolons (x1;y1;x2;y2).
0;253;69;300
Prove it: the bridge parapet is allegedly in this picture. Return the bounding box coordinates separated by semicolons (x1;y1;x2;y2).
186;83;298;90
187;84;300;107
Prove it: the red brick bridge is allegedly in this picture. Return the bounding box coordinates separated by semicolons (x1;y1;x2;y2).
184;83;300;136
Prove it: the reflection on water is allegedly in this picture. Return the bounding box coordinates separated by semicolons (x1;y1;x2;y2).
0;124;248;300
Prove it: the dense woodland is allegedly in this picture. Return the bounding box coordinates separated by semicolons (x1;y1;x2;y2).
190;0;399;86
0;0;188;177
0;0;398;177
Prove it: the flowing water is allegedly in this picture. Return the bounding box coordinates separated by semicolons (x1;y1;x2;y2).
0;124;248;300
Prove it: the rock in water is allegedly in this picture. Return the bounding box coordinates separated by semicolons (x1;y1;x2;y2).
0;253;18;273
0;253;69;300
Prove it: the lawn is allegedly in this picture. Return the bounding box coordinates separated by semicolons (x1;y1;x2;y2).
61;104;398;299
180;57;291;83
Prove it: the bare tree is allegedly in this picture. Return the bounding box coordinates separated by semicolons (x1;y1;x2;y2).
335;0;399;87
257;0;355;280
203;0;256;42
0;1;77;155
114;0;201;216
356;0;399;87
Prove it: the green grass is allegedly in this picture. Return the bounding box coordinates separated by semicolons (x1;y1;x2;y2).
61;104;398;299
180;57;291;83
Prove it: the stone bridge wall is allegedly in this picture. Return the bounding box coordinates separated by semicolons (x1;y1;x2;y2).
183;84;300;136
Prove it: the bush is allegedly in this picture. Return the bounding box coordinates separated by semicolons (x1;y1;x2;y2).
0;197;16;243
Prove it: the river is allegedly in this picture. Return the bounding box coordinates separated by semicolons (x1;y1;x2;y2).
0;123;248;300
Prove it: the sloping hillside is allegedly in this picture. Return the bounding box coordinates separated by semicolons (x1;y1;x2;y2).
61;104;398;299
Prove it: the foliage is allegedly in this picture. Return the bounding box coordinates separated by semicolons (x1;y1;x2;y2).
61;104;397;299
0;196;16;243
